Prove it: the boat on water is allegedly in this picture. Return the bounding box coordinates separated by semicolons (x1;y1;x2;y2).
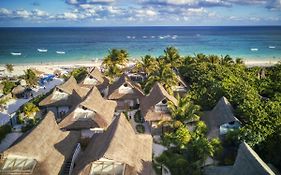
269;46;276;49
37;49;48;52
251;48;258;51
56;51;65;54
11;52;21;56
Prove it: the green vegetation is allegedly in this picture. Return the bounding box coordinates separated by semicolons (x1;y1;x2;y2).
2;81;16;95
0;124;12;143
5;64;14;74
136;124;145;133
22;102;39;118
24;69;38;87
69;67;88;82
134;110;144;123
102;49;129;80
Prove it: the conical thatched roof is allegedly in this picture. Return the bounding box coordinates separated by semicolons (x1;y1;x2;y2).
81;67;109;90
201;96;240;139
39;76;90;107
59;87;117;130
11;85;25;95
1;112;80;175
231;142;275;175
72;113;153;175
108;73;144;100
203;142;276;175
141;82;178;121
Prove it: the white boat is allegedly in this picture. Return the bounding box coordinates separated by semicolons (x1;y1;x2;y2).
37;49;48;52
56;51;65;54
251;48;258;51
269;46;276;49
11;52;21;56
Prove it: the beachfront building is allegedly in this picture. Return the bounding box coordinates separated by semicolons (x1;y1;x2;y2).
39;76;90;121
0;112;80;175
11;85;32;99
141;82;178;135
71;113;153;175
80;67;109;96
201;97;241;139
108;74;144;111
59;87;117;138
204;142;276;175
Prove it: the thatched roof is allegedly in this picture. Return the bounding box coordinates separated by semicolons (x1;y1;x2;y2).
81;67;109;90
201;97;240;139
11;85;26;95
1;111;80;175
59;87;117;130
203;142;276;175
108;73;144;100
72;113;153;175
39;76;90;107
30;68;45;76
141;82;178;121
231;142;275;175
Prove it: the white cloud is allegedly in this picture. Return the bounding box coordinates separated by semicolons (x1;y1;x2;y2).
0;8;11;15
15;10;31;18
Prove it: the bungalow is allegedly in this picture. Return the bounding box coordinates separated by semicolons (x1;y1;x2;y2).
72;113;153;175
204;142;276;175
0;111;80;175
172;75;189;96
11;85;32;99
201;96;241;139
108;73;144;111
140;82;178;135
80;67;109;96
39;76;90;121
59;87;117;138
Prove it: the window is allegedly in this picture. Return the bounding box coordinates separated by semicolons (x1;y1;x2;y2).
0;158;37;174
90;161;125;175
162;99;167;104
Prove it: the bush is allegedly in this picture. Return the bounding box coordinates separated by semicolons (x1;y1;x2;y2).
0;124;12;142
2;81;16;95
134;110;144;123
136;124;145;133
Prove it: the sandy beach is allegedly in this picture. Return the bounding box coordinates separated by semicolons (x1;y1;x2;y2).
0;59;279;77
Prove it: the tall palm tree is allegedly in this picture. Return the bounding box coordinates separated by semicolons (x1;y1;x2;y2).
207;55;220;64
24;69;38;87
235;58;244;64
102;49;129;80
194;53;208;63
134;55;158;76
161;47;182;69
144;59;178;94
168;94;201;125
5;64;14;76
220;55;234;65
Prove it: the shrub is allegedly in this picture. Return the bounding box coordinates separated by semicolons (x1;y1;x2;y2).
2;81;16;95
134;110;144;123
136;124;145;133
0;124;12;142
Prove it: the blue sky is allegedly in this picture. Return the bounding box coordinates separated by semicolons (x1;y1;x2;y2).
0;0;280;26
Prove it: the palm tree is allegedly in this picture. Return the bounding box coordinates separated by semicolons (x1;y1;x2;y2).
207;55;220;64
134;55;158;76
102;49;129;79
168;94;201;125
194;53;208;63
144;59;178;94
24;69;38;87
220;55;234;65
161;47;182;69
23;102;39;119
235;58;244;64
5;64;14;76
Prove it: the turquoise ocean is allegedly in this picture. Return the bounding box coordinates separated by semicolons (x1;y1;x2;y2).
0;26;280;64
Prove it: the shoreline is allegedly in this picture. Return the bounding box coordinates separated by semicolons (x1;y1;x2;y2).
0;59;279;77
